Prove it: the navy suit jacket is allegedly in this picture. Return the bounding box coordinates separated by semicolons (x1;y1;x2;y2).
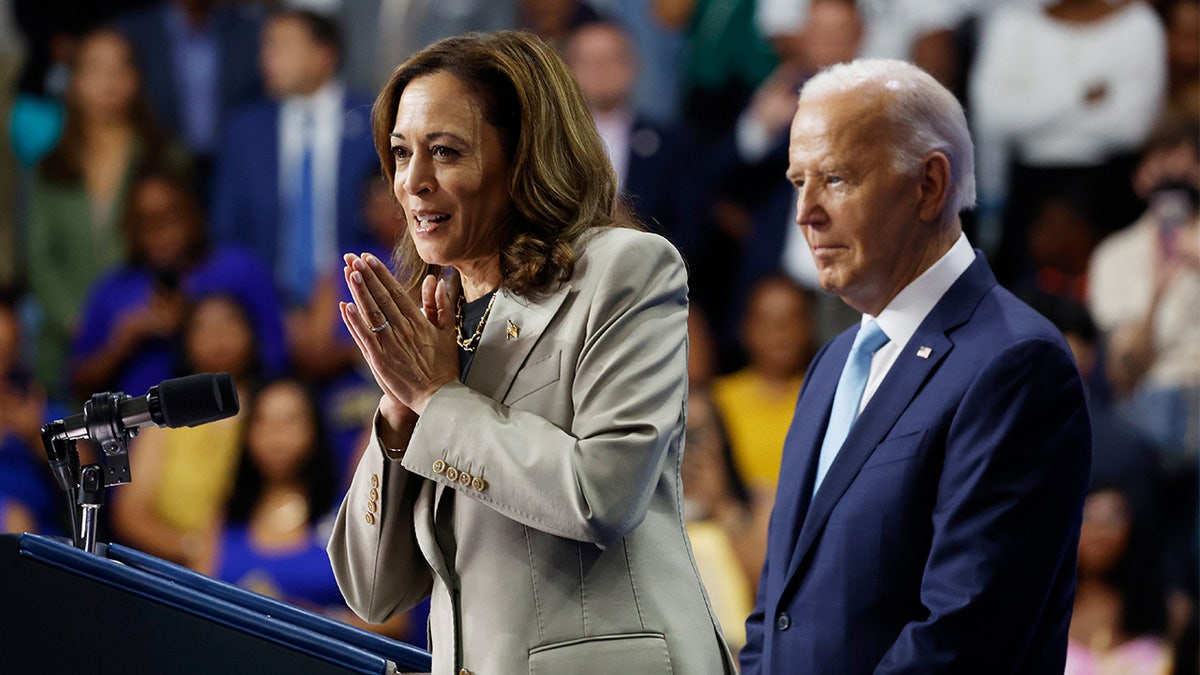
209;91;379;284
741;253;1091;674
113;4;262;149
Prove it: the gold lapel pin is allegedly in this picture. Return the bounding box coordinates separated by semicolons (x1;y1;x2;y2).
506;319;520;340
916;346;932;359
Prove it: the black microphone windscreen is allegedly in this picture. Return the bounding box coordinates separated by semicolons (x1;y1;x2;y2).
157;373;240;428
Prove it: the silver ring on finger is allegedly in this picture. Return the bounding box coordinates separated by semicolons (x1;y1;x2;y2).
370;319;391;334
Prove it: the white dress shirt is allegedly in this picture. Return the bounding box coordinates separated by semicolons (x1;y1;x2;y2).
858;233;975;412
279;79;345;282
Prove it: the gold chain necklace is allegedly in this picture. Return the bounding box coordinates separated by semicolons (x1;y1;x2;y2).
455;291;497;352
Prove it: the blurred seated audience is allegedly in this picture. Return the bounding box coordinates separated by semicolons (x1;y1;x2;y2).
1088;113;1200;458
208;9;378;311
112;0;264;197
71;167;287;402
969;0;1166;290
683;387;762;656
110;292;261;568
712;275;814;496
0;292;63;534
563;16;702;257
25;27;188;402
1066;481;1173;675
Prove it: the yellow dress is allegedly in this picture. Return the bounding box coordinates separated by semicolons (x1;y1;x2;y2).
711;369;803;493
151;415;242;533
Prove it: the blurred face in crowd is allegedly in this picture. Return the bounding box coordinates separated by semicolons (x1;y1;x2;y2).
186;296;254;377
260;16;336;98
71;31;140;122
129;178;201;271
742;278;813;379
389;71;513;282
565;23;637;114
1077;489;1131;577
248;380;316;484
802;0;862;69
789;88;944;315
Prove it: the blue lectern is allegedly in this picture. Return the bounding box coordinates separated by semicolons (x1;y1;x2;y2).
0;533;431;674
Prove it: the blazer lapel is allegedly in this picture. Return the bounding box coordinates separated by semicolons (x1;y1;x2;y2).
770;339;844;585
463;284;571;402
783;252;995;584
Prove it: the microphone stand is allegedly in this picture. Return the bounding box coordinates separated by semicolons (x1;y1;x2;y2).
40;392;136;554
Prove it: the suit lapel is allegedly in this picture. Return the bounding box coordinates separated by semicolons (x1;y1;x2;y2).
783;253;995;584
463;284;571;402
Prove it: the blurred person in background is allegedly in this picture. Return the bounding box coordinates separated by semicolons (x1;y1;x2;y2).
25;27;188;402
683;388;762;658
210;378;342;607
112;0;264;199
969;0;1167;291
563;17;702;257
0;292;63;535
110;293;260;569
70;167;287;402
1066;482;1173;674
209;9;377;311
712;275;814;498
1088;114;1199;460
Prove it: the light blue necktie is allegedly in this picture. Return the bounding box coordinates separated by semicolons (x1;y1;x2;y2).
287;112;316;306
813;320;890;497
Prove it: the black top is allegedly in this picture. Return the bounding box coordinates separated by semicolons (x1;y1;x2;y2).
457;290;497;381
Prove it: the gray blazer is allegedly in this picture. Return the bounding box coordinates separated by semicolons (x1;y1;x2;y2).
328;228;736;674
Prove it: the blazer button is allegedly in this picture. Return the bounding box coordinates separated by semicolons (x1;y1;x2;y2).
445;466;459;481
367;500;377;513
365;512;376;526
775;612;792;631
458;471;472;487
369;473;379;488
471;476;488;492
432;460;447;474
368;487;379;502
459;669;473;675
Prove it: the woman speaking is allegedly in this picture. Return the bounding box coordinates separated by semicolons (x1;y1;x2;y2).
327;30;735;674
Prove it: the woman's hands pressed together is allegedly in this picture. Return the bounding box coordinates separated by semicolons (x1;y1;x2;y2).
340;252;459;443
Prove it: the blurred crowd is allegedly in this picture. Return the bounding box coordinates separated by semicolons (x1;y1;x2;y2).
0;0;1195;670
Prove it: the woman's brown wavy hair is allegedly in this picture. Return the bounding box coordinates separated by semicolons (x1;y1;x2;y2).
371;30;639;297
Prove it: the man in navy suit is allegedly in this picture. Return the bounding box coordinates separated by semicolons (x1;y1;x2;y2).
563;18;702;256
209;10;378;309
113;0;262;169
740;59;1091;673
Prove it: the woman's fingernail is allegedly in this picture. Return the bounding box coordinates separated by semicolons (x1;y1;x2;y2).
346;302;358;315
351;271;363;284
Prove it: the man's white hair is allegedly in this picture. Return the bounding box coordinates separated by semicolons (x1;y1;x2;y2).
800;59;977;221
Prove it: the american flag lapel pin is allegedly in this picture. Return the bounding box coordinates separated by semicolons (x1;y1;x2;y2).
916;346;932;359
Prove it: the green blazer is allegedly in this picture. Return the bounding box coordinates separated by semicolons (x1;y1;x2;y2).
328;228;736;674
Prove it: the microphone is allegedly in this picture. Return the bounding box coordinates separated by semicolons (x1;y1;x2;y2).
57;372;240;442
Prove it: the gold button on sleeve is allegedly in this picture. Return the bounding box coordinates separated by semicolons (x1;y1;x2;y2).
432;459;447;474
368;487;379;501
458;471;472;486
367;500;377;513
365;512;376;525
369;473;379;488
472;477;488;492
445;466;459;481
